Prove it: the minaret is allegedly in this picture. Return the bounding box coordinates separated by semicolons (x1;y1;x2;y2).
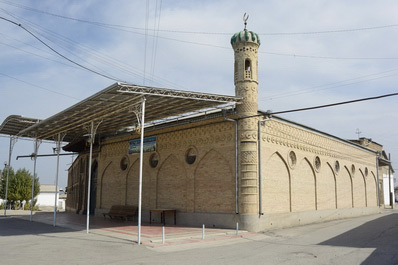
231;15;261;215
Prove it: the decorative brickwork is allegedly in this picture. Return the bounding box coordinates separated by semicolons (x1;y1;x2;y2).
260;118;378;215
262;119;375;167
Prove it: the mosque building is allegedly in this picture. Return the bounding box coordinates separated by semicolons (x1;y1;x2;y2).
1;20;388;233
64;22;382;232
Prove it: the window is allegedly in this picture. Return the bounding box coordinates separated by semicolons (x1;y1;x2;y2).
245;59;252;79
288;151;297;169
120;156;129;171
314;156;321;172
335;160;340;174
245;59;251;71
185;147;197;165
149;153;159;168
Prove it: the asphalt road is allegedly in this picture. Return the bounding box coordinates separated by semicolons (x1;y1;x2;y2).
0;208;397;265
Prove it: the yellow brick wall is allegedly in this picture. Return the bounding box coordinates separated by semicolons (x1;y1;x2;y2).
94;118;236;214
67;116;379;221
260;118;378;214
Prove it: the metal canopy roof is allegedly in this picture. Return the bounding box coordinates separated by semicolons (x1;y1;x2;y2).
5;83;239;142
0;115;41;136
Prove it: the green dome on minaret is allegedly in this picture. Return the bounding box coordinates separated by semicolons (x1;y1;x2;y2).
230;29;261;46
231;13;260;46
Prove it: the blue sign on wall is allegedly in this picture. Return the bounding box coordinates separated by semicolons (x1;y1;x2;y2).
128;136;157;154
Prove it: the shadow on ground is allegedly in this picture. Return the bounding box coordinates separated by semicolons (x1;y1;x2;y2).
319;213;398;264
0;217;75;236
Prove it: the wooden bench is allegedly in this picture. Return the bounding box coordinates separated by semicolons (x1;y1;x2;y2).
103;205;138;221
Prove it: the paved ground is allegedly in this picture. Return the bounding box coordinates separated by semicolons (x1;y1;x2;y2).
0;207;397;264
4;210;252;248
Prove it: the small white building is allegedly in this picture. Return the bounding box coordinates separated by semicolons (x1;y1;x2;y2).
36;184;65;211
383;173;395;205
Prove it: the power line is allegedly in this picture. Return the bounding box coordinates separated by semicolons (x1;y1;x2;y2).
0;16;126;83
259;51;398;60
1;9;195;90
270;93;398;115
2;0;398;36
143;0;150;85
150;0;162;84
0;40;79;69
3;6;397;61
261;68;398;101
0;72;81;100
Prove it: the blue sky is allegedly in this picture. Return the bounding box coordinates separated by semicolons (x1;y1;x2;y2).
0;0;397;188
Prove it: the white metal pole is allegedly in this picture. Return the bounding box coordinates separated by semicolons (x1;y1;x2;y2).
162;226;165;244
53;134;61;227
86;121;94;233
202;224;205;240
137;98;146;245
376;153;380;207
388;153;392;208
30;139;39;222
4;136;15;216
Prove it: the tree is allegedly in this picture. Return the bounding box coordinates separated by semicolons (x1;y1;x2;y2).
0;167;40;209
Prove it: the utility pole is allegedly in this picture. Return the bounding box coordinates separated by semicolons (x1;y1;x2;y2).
355;128;362;139
389;153;393;208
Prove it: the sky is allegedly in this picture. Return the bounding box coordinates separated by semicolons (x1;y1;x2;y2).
0;0;397;189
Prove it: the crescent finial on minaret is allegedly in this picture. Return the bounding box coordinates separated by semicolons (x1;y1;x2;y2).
243;13;249;30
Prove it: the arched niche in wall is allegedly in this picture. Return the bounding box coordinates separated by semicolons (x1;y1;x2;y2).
367;172;378;207
125;157;151;208
194;149;234;213
317;162;337;210
354;169;367;208
291;157;316;212
262;152;291;214
99;161;113;208
156;154;187;211
336;166;353;209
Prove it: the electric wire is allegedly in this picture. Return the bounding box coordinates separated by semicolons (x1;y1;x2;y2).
150;0;162;84
269;92;398;115
2;10;124;82
0;40;79;69
143;0;150;85
3;6;397;61
1;10;192;91
2;0;398;36
261;68;398;101
3;3;398;61
0;72;80;100
259;50;398;60
0;16;125;83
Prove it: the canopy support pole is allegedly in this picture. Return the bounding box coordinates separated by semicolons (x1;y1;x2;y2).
137;98;146;245
4;136;17;216
30;138;41;222
86;120;101;233
53;133;65;227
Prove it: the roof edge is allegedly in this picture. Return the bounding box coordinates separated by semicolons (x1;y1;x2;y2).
259;111;377;155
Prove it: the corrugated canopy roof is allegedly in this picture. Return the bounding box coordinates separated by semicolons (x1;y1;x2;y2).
1;83;240;142
0;115;41;136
